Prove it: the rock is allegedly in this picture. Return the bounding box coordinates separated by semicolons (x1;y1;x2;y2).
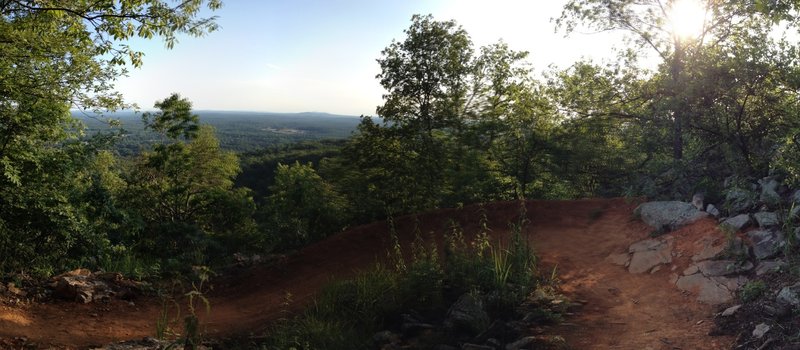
628;238;672;274
692;238;727;262
445;294;490;335
650;265;662;273
791;205;800;220
777;283;800;306
696;260;753;277
692;193;705;210
461;344;493;350
635;201;708;231
90;337;201;350
435;346;458;350
676;274;735;304
753;212;780;228
506;336;537;350
706;204;720;218
720;214;750;233
683;265;700;275
756;260;786;276
747;230;785;260
752;323;770;339
720;304;742;317
605;252;630;267
759;177;781;207
725;188;756;215
792;189;800;203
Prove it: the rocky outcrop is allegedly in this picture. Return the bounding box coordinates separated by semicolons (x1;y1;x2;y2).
627;238;673;274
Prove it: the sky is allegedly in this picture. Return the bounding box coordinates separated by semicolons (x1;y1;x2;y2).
114;0;628;116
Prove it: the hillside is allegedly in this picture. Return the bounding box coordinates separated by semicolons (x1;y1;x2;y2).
0;199;735;349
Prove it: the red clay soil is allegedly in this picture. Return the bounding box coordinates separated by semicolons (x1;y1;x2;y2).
0;198;735;349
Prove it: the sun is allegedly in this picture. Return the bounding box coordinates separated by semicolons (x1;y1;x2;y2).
667;0;709;40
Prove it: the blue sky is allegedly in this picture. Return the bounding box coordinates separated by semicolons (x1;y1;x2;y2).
115;0;625;115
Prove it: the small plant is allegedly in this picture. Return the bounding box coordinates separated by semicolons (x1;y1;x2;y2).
740;280;767;302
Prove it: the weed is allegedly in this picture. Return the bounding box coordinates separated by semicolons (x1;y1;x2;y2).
740;280;767;302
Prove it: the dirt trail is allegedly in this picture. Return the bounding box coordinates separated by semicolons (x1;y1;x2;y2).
0;199;734;349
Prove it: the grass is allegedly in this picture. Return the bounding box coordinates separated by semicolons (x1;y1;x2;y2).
262;205;543;349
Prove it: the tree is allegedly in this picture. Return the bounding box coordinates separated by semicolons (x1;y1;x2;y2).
262;162;348;249
123;95;257;263
556;0;800;161
0;1;222;273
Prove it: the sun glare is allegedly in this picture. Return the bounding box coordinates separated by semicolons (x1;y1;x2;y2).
667;0;709;40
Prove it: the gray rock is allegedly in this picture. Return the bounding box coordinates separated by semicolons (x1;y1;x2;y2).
706;204;720;218
753;212;780;228
725;188;756;214
777;283;800;306
753;323;770;339
605;252;630;267
683;265;700;275
675;274;735;304
747;230;785;260
692;237;727;262
790;205;800;220
692;193;705;210
756;260;786;276
759;177;781;207
635;201;708;231
720;304;742;317
696;260;753;277
628;238;672;274
720;214;750;233
445;294;489;335
792;189;800;203
505;336;537;350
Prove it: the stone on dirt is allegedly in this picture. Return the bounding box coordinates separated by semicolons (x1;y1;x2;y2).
752;323;770;339
676;273;742;304
756;260;786;276
696;260;753;277
691;237;727;262
706;204;720;218
746;230;785;260
753;211;779;228
720;304;742;317
719;214;750;232
635;201;708;231
628;238;673;274
605;252;630;267
692;193;704;210
777;282;800;307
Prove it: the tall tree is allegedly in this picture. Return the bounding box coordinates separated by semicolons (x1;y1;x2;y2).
0;1;222;273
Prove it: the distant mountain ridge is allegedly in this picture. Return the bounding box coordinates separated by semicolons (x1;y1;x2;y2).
72;110;362;155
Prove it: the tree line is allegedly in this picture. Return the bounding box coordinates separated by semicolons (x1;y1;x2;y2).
3;1;800;276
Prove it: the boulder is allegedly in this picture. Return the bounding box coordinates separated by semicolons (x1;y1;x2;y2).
719;214;750;233
746;230;785;260
753;212;780;228
444;294;489;336
691;237;727;262
725;188;756;215
635;201;708;231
